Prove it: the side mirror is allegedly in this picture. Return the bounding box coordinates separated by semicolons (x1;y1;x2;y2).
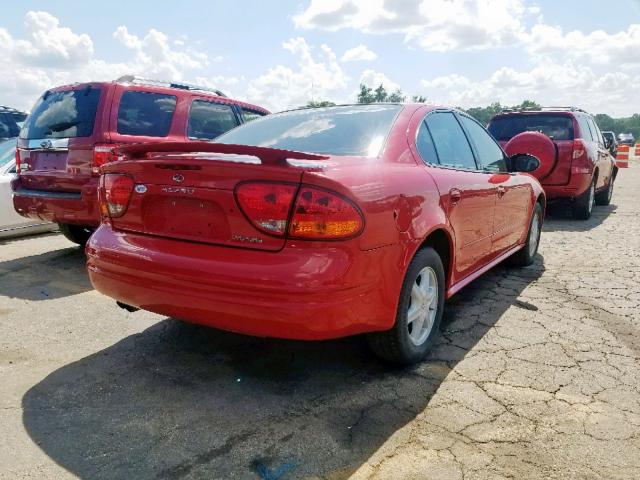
510;153;540;173
603;137;612;149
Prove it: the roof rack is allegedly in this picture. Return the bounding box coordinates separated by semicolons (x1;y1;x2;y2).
501;106;590;114
115;75;226;97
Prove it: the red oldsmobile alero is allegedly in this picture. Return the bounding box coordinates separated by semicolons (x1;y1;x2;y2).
86;104;545;363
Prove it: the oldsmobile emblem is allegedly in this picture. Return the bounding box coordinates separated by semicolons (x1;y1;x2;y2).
172;173;185;183
40;140;53;149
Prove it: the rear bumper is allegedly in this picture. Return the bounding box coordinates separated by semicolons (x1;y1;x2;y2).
543;173;592;201
12;178;100;227
86;225;400;340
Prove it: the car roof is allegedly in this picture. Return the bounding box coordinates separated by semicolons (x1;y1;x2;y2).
275;103;454;116
45;79;270;114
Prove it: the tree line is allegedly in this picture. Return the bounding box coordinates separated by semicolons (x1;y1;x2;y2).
304;84;639;139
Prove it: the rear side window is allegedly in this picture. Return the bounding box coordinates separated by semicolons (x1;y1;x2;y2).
187;101;239;140
488;114;574;141
241;108;265;123
0;113;20;139
459;115;508;172
588;118;603;144
416;121;438;164
425;112;477;170
117;91;177;137
20;88;101;139
576;116;593;141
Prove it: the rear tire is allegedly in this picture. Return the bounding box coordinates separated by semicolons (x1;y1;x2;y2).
58;223;94;246
572;177;595;220
367;247;445;365
510;203;542;267
595;174;614;206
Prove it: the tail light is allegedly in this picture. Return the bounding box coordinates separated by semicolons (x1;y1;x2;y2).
15;148;21;174
289;186;363;239
235;182;364;240
100;174;134;218
571;139;591;174
235;183;297;235
572;139;586;160
92;144;119;176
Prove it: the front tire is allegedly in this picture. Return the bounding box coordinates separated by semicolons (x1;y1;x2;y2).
510;202;542;267
367;247;445;364
572;177;595;220
58;223;94;246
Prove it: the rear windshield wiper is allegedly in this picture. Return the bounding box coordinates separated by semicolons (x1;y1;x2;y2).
45;120;80;133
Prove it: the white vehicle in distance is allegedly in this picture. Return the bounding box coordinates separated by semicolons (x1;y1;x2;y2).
0;139;56;239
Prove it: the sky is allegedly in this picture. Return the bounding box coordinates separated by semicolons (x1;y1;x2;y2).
1;0;640;116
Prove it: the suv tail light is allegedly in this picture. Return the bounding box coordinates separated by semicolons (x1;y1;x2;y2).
100;174;134;218
572;139;586;160
571;139;591;174
235;182;364;240
92;144;119;176
15;148;21;175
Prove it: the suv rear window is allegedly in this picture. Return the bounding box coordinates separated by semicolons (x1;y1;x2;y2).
187;101;239;140
488;114;574;141
19;88;101;139
117;91;177;137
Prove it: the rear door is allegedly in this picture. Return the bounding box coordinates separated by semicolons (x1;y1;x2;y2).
588;117;614;189
186;99;240;141
459;114;531;256
16;84;107;192
108;85;183;144
417;111;497;281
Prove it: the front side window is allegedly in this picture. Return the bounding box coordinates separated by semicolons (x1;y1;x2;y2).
117;91;177;137
0;113;20;139
588;117;603;145
460;115;508;172
216;104;401;156
425;112;477;170
188;101;239;140
20;88;101;139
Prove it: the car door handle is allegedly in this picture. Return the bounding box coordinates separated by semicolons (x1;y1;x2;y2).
497;186;506;198
449;188;462;204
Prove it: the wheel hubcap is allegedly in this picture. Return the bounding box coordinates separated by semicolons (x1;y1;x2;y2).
407;267;438;346
528;211;540;256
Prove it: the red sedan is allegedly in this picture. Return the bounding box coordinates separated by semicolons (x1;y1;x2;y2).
86;104;545;364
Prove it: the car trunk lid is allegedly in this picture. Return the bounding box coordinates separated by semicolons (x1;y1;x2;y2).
103;142;331;251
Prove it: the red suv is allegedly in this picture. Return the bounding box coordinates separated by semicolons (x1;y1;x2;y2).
488;108;617;219
12;76;269;244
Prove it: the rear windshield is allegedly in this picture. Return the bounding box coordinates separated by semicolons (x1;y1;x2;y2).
0;113;20;139
488;114;574;141
117;91;177;137
20;87;101;139
216;104;401;156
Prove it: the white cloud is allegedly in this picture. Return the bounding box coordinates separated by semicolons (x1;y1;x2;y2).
421;61;640;116
295;0;534;51
341;44;378;62
246;37;348;111
359;69;400;91
0;11;221;111
525;24;640;68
